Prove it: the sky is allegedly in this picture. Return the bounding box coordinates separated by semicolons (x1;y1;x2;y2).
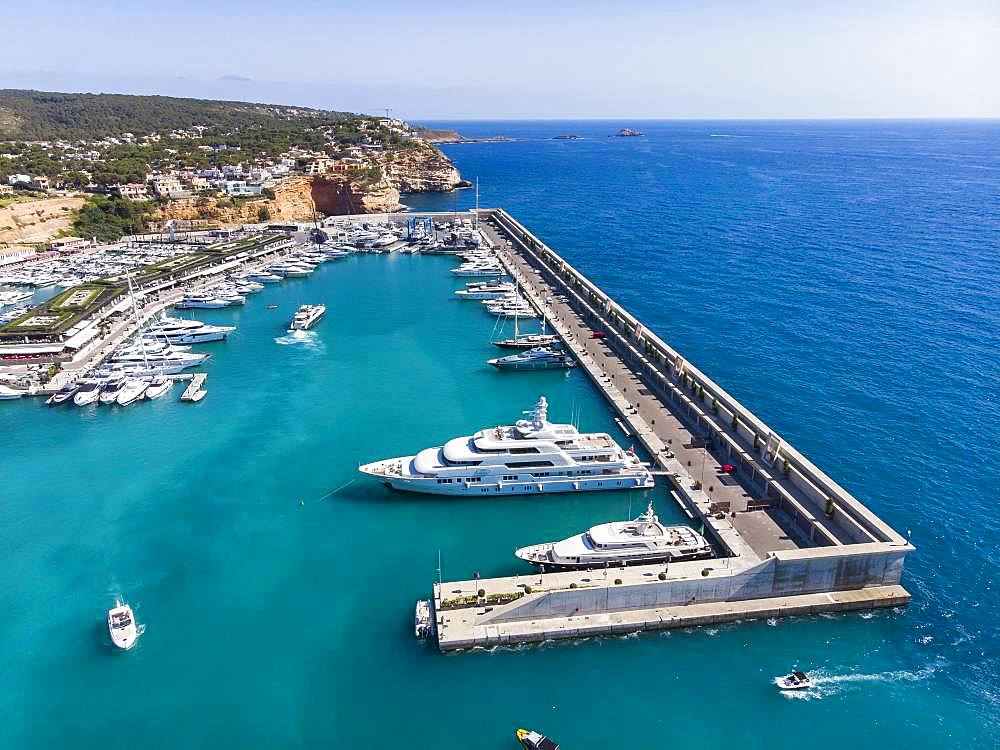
3;0;999;119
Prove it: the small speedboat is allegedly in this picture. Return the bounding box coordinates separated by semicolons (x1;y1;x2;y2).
107;601;138;650
776;671;813;690
516;728;559;750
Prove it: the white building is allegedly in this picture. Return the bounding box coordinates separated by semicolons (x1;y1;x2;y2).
221;181;262;197
7;174;31;185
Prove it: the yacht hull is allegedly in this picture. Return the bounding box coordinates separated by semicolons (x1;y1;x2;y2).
362;464;654;497
514;548;713;571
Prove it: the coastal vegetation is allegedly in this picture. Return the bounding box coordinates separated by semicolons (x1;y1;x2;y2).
0;90;352;141
71;195;156;242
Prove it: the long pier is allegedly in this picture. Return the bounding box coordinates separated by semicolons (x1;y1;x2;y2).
423;208;913;651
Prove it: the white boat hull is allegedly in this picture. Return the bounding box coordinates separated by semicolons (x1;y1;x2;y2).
361;462;654;497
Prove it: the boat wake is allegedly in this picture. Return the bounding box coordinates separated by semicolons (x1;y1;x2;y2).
778;662;944;700
274;330;323;351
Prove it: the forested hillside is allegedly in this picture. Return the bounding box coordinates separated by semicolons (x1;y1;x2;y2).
0;90;353;140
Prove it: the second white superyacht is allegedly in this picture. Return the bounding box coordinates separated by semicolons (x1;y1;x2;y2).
359;396;654;496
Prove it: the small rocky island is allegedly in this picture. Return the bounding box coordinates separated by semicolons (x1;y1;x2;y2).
615;128;645;137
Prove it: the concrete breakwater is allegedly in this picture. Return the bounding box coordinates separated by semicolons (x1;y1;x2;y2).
424;208;913;651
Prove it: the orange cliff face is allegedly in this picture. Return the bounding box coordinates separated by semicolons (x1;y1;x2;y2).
155;143;463;226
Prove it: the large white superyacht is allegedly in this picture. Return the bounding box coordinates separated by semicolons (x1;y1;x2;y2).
514;500;713;570
359;396;654;496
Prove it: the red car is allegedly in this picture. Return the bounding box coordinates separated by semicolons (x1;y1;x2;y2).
722;463;735;473
590;331;606;339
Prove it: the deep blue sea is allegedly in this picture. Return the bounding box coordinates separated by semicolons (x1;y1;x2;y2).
3;120;999;748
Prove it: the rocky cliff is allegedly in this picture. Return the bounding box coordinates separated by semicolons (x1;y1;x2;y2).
387;142;466;193
155;142;462;225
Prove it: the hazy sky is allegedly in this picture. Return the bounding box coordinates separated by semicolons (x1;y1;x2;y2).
4;0;999;119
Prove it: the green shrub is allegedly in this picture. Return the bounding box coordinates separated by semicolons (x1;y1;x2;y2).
569;582;578;589
658;572;667;581
614;578;623;585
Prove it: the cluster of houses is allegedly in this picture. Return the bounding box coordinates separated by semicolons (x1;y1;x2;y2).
1;115;426;206
111;157;297;202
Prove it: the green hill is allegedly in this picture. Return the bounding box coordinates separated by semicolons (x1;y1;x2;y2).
0;89;354;140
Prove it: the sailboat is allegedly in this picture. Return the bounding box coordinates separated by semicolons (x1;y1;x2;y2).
492;307;559;349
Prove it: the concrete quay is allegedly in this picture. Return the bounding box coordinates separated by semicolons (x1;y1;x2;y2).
422;208;913;651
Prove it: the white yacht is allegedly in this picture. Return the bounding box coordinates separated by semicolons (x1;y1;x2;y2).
116;377;150;406
452;263;502;277
359;396;654;496
72;379;103;406
0;384;26;399
148;317;234;344
98;377;127;405
245;271;283;284
515;501;712;570
107;601;138;650
143;376;174;400
175;295;230;309
455;281;516;300
288;304;326;332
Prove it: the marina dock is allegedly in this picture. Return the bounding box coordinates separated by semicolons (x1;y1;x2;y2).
422;208;914;651
180;373;207;402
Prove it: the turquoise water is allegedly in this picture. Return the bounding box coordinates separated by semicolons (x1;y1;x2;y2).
3;121;999;747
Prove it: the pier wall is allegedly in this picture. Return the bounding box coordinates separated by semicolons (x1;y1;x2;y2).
487;208;905;550
481;546;907;626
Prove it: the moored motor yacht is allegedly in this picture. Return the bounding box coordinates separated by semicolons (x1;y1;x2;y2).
46;383;79;406
515;500;712;570
488;346;575;370
143;376;173;400
359;396;654;496
175;294;230;309
116;377;150;406
245;271;283;283
107;601;138;650
455;280;516;300
0;383;26;399
72;379;103;406
98;377;127;404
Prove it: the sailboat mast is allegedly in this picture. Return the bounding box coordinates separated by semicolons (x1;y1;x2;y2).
126;271;150;370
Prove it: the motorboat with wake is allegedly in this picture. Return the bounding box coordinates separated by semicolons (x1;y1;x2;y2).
776;671;813;690
107;601;138;650
288;304;326;332
515;500;713;570
488;346;575;370
359;396;654;496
